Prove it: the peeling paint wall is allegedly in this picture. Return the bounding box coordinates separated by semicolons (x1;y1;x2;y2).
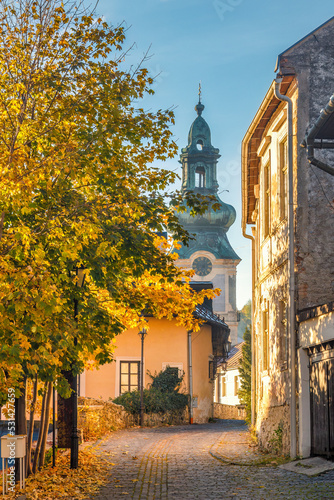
247;19;334;454
251;88;298;452
280;22;334;310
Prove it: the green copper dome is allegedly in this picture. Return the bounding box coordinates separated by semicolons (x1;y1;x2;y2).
176;98;240;261
186;101;213;152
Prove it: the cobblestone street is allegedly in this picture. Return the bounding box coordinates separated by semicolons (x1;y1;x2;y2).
89;420;334;500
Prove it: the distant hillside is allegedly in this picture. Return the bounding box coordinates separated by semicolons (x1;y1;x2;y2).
237;299;251;341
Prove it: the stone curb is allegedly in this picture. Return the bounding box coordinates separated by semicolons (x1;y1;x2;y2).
209;449;279;467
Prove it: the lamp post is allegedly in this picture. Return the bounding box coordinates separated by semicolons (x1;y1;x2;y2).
70;267;86;470
138;326;147;427
52;386;56;467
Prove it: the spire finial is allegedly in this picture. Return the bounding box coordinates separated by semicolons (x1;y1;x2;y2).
195;82;204;116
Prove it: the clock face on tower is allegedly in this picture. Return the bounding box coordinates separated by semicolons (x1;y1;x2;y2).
192;257;212;277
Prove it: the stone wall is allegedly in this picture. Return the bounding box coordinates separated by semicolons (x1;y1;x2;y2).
213;403;246;421
142;407;189;427
78;397;136;441
256;403;290;455
78;397;189;442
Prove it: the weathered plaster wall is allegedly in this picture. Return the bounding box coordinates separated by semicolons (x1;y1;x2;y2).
281;22;334;310
299;311;334;348
244;18;334;458
252;87;298;453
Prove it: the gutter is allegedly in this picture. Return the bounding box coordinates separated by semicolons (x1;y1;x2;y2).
274;78;297;459
302;94;334;176
242;229;256;427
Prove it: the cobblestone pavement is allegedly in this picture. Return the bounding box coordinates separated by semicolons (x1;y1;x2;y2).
90;420;334;500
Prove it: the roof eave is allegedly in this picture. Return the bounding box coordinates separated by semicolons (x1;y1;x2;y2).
241;76;294;229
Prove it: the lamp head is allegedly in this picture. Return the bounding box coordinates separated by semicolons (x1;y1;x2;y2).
220;361;227;372
76;267;86;288
138;327;148;338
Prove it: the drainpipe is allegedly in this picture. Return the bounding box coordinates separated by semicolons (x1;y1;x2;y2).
241;132;256;427
242;230;256;426
302;93;334;177
274;78;297;459
305;143;334;176
188;330;194;424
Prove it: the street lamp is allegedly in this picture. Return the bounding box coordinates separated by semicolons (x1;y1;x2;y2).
138;326;147;427
220;360;227;372
220;341;231;373
71;266;86;470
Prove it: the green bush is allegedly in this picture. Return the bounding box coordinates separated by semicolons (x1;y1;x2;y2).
149;367;183;392
113;367;189;415
113;390;141;414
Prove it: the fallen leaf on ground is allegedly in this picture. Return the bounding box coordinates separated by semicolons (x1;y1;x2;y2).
1;449;112;499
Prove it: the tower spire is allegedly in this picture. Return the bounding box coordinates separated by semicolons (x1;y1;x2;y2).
195;82;204;116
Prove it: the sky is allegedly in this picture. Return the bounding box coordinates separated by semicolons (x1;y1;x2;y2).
96;0;334;309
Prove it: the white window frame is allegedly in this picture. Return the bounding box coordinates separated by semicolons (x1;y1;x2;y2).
162;362;183;377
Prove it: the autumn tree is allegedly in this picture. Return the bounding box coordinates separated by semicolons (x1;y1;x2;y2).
237;299;251;340
0;0;217;468
238;326;251;425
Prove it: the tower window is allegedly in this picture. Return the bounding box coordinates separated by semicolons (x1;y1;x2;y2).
195;167;205;187
196;139;204;150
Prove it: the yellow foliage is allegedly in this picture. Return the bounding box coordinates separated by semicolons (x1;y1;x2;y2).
1;449;112;499
0;0;218;403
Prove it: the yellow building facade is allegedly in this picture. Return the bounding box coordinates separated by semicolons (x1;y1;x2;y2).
83;313;229;424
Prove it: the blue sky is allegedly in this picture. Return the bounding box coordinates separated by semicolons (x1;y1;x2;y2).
97;0;334;308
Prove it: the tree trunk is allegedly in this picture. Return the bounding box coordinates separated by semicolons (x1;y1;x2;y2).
26;376;38;476
32;384;47;474
15;377;27;482
57;370;74;448
15;377;27;435
38;381;52;469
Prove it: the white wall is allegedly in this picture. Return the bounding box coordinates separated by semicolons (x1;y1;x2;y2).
217;368;241;406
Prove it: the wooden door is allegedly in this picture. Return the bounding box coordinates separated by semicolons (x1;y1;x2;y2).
310;355;334;457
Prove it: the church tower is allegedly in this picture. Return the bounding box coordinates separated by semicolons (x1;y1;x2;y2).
176;95;240;345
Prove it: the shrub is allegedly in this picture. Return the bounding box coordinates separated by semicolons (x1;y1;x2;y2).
149;367;183;392
113;390;141;415
113;367;189;415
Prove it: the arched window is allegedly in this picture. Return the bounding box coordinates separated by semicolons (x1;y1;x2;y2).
195;166;205;187
196;139;204;150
